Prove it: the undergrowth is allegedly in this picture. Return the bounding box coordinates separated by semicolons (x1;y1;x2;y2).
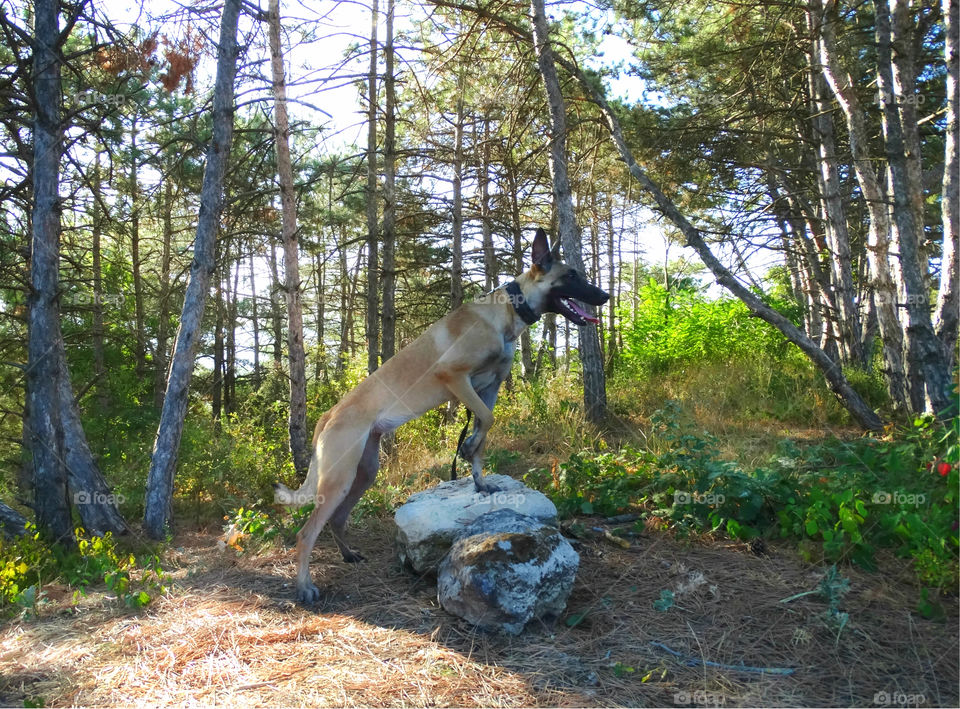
524;402;959;596
0;526;167;616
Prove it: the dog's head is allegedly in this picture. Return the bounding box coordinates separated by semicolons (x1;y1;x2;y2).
529;228;610;325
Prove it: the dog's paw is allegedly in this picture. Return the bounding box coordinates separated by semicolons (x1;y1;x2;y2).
296;580;321;605
474;480;501;495
341;549;366;563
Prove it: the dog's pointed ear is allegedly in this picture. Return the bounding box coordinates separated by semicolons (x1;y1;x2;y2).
531;228;553;270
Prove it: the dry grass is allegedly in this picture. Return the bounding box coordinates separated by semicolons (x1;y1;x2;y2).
1;515;956;707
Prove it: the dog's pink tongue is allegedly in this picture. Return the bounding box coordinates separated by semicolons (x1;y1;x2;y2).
567;299;600;324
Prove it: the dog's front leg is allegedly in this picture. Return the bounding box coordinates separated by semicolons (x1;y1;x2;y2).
444;375;500;494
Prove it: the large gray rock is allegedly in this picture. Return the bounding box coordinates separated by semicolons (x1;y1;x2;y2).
437;509;579;635
394;474;557;574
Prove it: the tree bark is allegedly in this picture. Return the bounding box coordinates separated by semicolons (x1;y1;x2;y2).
873;0;952;413
530;0;607;423
249;253;261;386
812;0;910;410
507;157;534;378
154;179;173;408
804;41;862;365
381;0;397;363
143;0;242;539
451;83;465;309
366;0;380;374
91;151;107;408
28;0;78;543
479;118;497;291
268;0;309;475
936;0;960;370
129;115;146;378
268;242;284;366
554;28;884;431
0;501;27;539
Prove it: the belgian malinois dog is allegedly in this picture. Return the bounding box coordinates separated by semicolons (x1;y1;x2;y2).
275;228;609;603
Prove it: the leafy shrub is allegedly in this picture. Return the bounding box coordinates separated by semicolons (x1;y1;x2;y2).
0;526;167;614
524;403;959;589
618;280;799;373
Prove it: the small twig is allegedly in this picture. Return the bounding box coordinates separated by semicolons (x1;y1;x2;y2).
650;641;796;676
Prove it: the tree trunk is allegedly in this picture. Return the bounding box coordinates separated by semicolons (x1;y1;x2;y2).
129;116;146;378
530;0;607;423
269;0;309;475
804;44;862;365
249;253;261;387
450;83;465;309
268;242;284;366
812;0;910;411
143;0;241;539
28;0;72;543
91;151;107;408
154;179;173;408
337;232;350;376
381;0;397;363
555;34;885;431
314;247;326;381
873;0;952;413
366;0;380;374
0;501;27;539
936;0;960;370
479;119;497;291
212;271;224;424
507;159;534;378
57;353;130;535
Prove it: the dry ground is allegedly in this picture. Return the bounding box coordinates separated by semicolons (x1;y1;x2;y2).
1;517;957;708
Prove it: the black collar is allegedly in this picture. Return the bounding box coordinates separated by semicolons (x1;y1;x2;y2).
505;280;540;325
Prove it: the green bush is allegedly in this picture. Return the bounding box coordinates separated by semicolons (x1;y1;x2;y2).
619;280;799;373
524;404;959;590
0;526;167;614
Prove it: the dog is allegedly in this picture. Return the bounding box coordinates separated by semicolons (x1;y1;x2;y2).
274;227;609;603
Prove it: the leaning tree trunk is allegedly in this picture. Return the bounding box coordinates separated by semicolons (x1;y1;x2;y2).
936;0;959;371
548;28;884;431
268;0;309;476
530;0;607;423
143;0;242;539
0;501;27;539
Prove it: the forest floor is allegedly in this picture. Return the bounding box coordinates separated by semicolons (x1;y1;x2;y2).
1;509;957;708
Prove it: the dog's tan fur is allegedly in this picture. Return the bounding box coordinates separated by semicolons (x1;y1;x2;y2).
275;229;607;603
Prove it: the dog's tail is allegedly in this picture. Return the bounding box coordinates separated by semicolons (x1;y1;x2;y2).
273;411;330;506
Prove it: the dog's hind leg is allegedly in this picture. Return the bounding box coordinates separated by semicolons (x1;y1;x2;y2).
442;375;499;494
293;424;370;604
329;432;381;562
